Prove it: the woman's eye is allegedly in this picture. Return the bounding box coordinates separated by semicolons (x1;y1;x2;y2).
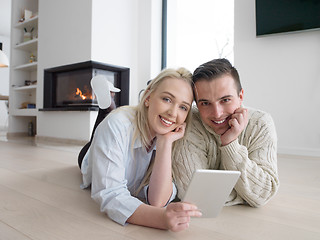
180;105;188;111
163;97;171;103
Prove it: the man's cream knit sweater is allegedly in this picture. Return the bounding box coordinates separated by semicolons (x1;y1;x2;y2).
172;107;279;207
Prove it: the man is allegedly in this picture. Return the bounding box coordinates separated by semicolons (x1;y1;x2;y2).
172;58;279;207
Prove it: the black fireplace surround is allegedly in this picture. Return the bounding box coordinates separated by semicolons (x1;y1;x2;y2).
40;61;129;111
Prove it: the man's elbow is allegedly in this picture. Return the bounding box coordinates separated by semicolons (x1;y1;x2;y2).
247;180;280;208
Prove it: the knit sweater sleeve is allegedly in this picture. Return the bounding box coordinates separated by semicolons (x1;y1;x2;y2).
172;112;213;200
219;110;279;207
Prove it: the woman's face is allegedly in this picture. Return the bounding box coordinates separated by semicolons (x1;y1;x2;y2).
146;77;193;138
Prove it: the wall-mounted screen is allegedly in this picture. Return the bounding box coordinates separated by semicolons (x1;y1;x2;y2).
256;0;320;36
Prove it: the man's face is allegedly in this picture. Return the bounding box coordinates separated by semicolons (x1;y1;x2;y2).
194;74;244;135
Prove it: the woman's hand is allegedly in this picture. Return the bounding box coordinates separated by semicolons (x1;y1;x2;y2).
157;122;187;144
164;202;202;232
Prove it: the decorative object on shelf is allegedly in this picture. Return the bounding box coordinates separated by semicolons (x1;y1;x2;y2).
20;101;36;109
0;43;9;68
25;80;32;85
25;80;37;86
24;9;32;21
28;121;34;136
30;27;36;39
19;9;34;23
27;103;36;109
23;28;32;42
29;53;37;63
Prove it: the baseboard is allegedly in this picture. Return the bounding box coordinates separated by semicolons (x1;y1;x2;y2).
278;147;320;158
35;135;87;146
6;132;30;138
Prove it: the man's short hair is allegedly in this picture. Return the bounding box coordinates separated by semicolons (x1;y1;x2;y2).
192;58;242;94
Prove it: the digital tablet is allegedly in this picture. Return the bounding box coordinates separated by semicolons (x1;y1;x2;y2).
182;169;241;218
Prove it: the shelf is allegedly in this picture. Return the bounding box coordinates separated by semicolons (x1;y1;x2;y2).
14;16;38;29
15;38;38;52
9;0;39;135
11;108;38;116
13;85;37;91
14;62;38;71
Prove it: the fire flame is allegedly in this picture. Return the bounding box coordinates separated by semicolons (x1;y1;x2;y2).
74;86;94;100
76;88;87;100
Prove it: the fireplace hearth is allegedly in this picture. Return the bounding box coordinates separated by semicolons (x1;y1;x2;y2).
40;61;129;111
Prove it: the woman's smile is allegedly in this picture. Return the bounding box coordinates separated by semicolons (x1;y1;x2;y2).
159;116;174;127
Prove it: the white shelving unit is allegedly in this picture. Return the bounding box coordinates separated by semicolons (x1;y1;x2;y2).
9;0;38;136
15;38;38;52
14;62;38;71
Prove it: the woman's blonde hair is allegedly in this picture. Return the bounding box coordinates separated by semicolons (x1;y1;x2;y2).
133;67;193;195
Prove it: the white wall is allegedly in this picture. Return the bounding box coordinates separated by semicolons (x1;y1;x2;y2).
91;0;162;105
0;0;11;130
36;0;162;142
234;0;320;157
37;0;95;142
0;36;10;129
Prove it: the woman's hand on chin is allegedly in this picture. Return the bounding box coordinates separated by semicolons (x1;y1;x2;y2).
157;122;187;144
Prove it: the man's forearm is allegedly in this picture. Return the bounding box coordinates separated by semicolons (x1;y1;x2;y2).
219;139;279;207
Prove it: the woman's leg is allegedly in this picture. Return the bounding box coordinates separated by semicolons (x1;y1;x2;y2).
90;107;112;141
78;75;113;169
78;107;113;169
78;142;91;168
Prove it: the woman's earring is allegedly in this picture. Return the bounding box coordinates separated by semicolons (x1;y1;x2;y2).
145;101;149;107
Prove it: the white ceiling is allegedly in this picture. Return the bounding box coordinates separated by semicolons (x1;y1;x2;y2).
0;0;11;37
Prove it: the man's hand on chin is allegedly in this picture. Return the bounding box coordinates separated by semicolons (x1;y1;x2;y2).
220;107;248;146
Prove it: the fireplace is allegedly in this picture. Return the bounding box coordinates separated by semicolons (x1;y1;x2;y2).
40;61;129;111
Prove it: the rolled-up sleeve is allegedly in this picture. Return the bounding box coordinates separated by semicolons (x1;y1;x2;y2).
143;182;177;206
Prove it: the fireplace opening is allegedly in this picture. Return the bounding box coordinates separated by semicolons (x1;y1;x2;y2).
55;68;96;108
40;61;130;111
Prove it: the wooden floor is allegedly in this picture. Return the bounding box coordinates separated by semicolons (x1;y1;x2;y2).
0;134;319;240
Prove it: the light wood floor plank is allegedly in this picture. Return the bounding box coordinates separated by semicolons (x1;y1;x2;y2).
0;185;134;240
0;221;32;240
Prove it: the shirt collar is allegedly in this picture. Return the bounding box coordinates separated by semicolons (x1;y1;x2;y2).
133;135;157;152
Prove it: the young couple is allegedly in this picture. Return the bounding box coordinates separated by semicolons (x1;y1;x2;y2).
78;58;279;232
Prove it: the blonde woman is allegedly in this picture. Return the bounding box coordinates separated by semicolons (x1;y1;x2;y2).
80;67;201;232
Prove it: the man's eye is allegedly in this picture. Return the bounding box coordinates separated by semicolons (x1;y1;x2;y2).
200;102;209;106
222;98;230;103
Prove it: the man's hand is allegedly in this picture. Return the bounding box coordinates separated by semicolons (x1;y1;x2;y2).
220;107;248;146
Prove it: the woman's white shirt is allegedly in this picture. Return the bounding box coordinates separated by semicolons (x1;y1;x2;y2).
80;107;176;225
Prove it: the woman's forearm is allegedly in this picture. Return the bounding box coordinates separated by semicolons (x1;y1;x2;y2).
127;202;202;232
148;139;173;207
127;204;167;230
